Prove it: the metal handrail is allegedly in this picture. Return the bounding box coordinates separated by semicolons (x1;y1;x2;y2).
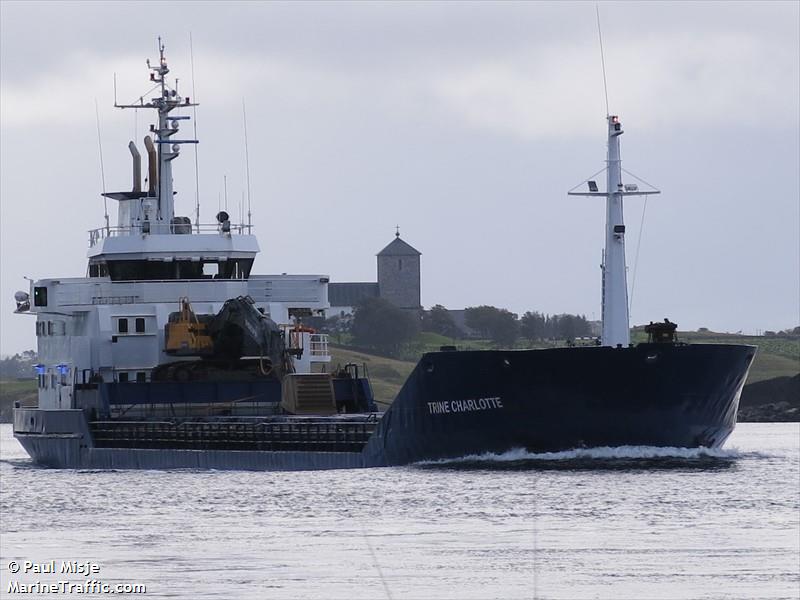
88;222;255;246
309;334;329;356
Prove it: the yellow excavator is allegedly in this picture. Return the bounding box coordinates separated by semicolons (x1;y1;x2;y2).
158;296;371;415
158;295;293;382
164;297;214;355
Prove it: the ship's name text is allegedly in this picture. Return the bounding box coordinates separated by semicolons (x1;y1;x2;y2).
427;397;503;415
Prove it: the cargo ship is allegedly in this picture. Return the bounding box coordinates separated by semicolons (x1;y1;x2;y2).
12;42;755;470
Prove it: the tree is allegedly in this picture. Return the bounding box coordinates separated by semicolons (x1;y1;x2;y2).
422;305;460;338
322;314;353;344
490;310;519;346
465;305;518;347
0;350;37;379
555;314;591;340
520;311;546;342
464;306;495;338
351;297;419;355
537;313;592;340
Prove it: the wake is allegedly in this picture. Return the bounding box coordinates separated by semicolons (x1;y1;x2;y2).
417;445;753;469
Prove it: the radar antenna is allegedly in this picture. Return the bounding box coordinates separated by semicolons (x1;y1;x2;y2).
596;4;610;117
243;98;253;233
113;38;199;232
94;99;109;234
567;10;661;347
189;32;201;233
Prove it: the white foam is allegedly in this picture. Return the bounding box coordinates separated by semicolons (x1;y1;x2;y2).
421;445;743;465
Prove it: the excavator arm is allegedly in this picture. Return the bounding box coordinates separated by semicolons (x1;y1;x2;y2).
164;296;293;378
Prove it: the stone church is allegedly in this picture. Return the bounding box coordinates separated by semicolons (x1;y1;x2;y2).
327;231;421;317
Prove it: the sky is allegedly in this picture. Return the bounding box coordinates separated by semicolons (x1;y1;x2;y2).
1;1;798;354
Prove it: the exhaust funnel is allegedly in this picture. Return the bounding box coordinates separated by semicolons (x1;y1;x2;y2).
128;141;141;193
144;135;157;196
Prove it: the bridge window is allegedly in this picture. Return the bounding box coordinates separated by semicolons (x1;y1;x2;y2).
202;262;219;278
34;287;47;307
118;318;129;334
105;259;254;281
88;263;109;278
135;318;145;333
108;260;173;281
118;372;129;383
136;372;146;383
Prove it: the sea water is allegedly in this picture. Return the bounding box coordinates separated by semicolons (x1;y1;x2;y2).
0;423;798;600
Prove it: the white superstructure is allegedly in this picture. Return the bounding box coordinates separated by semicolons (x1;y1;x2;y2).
14;41;331;409
569;115;660;347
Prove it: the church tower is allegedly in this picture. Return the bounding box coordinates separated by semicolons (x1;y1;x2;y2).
377;229;421;309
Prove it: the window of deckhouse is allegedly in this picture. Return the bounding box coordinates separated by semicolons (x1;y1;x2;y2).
33;287;47;306
104;259;254;281
88;263;109;277
202;262;219;278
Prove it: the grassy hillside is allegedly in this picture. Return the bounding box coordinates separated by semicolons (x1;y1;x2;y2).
0;379;36;422
655;332;799;384
745;353;800;383
328;346;415;408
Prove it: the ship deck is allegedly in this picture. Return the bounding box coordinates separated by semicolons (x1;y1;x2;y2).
89;414;381;453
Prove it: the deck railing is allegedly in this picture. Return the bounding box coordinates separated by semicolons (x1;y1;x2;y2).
89;222;254;246
90;417;378;453
309;334;329;357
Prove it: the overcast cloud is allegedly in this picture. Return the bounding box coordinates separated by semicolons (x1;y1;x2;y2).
1;1;798;354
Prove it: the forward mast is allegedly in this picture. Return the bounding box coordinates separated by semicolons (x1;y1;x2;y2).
569;115;660;347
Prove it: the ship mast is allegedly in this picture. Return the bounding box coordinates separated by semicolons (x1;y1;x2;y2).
114;38;198;232
603;115;628;347
569;116;660;347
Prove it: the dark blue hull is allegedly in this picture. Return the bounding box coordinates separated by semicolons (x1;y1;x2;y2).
13;344;755;470
363;343;756;465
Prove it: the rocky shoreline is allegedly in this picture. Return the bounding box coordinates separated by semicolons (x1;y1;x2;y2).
737;375;799;422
